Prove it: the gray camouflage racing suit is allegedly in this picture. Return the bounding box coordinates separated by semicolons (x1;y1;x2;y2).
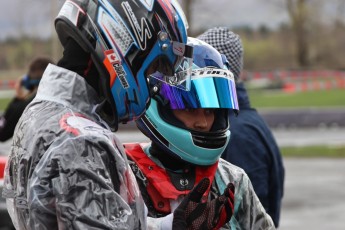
2;64;147;229
125;143;276;230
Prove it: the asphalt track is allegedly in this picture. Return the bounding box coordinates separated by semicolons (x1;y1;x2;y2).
279;158;345;230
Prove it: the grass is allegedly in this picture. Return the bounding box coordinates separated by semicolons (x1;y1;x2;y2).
0;98;12;111
248;88;345;108
281;145;345;158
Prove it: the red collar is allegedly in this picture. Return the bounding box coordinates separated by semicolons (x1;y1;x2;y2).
124;143;218;200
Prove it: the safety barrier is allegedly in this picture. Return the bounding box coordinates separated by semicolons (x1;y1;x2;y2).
1;70;345;92
243;70;345;81
0;80;16;90
282;78;345;92
242;70;345;92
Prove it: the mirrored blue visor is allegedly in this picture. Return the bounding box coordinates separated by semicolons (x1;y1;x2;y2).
158;68;239;110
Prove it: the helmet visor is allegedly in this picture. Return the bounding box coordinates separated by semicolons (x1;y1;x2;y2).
158;67;239;110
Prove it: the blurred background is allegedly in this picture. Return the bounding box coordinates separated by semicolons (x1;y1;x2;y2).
0;0;344;229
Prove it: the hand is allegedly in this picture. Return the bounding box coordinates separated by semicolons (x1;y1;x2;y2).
173;178;235;230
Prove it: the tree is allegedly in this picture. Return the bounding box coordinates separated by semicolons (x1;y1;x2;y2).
285;0;310;67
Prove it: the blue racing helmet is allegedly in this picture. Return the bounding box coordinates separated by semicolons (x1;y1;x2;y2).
55;0;193;129
136;37;239;165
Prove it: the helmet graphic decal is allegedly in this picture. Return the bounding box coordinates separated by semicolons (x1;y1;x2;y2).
158;0;177;33
98;7;133;55
103;49;129;89
121;1;153;51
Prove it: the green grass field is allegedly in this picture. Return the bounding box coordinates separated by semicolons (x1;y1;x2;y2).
248;88;345;108
0;98;11;111
281;146;345;158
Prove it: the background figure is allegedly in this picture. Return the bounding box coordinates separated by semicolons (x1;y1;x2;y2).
198;27;285;227
0;57;54;141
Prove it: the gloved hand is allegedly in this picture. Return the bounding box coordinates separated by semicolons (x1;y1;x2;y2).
173;178;235;230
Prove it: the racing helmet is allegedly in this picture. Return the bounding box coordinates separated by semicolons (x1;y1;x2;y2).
136;37;239;165
55;0;193;129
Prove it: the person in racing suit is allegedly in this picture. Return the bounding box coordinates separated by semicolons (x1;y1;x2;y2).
2;0;198;229
125;37;276;229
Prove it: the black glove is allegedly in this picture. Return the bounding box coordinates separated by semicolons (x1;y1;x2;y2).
173;178;235;230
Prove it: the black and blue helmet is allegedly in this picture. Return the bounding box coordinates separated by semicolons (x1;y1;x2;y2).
55;0;193;129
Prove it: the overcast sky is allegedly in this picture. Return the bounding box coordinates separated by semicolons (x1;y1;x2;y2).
0;0;341;41
0;1;63;40
190;0;289;31
0;0;289;41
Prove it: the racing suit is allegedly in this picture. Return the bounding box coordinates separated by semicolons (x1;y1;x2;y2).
125;143;276;230
2;64;147;229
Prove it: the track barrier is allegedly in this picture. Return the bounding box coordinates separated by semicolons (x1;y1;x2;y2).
242;70;345;92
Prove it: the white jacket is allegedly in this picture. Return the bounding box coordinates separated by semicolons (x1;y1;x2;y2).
3;64;147;229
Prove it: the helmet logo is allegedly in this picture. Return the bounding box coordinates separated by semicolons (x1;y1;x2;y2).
173;42;185;56
104;50;129;89
98;8;133;54
179;178;189;187
191;68;235;80
105;50;120;63
122;1;152;50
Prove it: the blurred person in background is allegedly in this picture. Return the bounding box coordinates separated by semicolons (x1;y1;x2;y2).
0;57;54;142
0;57;53;230
127;37;275;229
198;27;285;228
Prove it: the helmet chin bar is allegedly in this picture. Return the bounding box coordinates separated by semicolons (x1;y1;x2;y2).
191;129;228;149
